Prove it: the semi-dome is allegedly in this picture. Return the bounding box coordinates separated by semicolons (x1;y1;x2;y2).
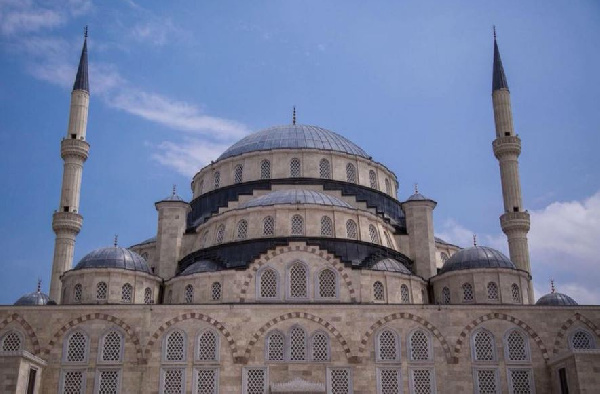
73;246;153;274
240;189;352;209
369;258;412;274
14;290;52;306
439;246;516;274
217;124;370;161
179;260;222;276
536;292;578;306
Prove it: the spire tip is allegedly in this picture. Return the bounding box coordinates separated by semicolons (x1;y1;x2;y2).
473;234;477;247
114;234;118;247
37;279;42;293
84;25;88;38
292;106;296;125
550;279;555;293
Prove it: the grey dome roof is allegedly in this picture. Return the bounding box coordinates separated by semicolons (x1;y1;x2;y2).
240;189;352;209
440;246;516;274
73;246;153;274
536;292;578;306
179;260;222;276
407;192;430;201
217;124;370;161
14;291;51;306
369;258;412;274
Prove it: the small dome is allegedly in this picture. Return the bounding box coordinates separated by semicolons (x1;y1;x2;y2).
217;124;370;161
536;292;578;306
240;189;352;209
406;192;431;201
179;260;222;276
369;258;412;274
74;246;153;274
14;290;51;306
440;246;516;274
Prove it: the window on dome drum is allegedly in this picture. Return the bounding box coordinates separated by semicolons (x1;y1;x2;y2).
473;368;499;394
100;330;123;363
346;219;357;239
213;171;220;189
64;330;88;363
508;368;534;394
260;159;271;179
184;284;194;304
369;225;380;244
487;282;499;301
290;158;301;177
164;330;186;362
440;252;448;262
441;287;451;304
570;329;596;350
194;368;218;394
409;330;431;361
97;282;107;300
385;178;392;195
346;163;357;183
74;283;82;303
409;368;435;394
259;268;278;299
144;287;153;304
291;214;304;235
377;329;400;362
196;180;203;195
328;368;352;394
462;283;474;303
373;281;385;301
321;215;333;236
211;282;222;301
319;158;331;179
197;330;218;361
96;369;121;394
311;331;330;361
369;170;378;189
234;164;244;184
384;231;394;248
237;219;248;239
266;330;285;361
472;329;495;361
289;326;307;361
215;224;225;244
318;269;337;298
201;231;209;248
511;284;521;303
1;331;22;352
61;370;85;394
161;368;185;394
401;284;410;303
263;216;274;236
141;252;149;261
121;283;133;303
289;262;308;299
377;367;401;394
243;367;267;394
505;329;530;362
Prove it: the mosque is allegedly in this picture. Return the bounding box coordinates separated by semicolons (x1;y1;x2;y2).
0;29;599;394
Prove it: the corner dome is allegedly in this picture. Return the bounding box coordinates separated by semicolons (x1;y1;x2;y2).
217;124;370;161
73;246;153;274
368;258;412;274
14;290;52;306
536;292;578;306
240;189;352;209
439;246;516;274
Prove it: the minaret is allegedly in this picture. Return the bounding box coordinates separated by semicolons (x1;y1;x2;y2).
491;29;533;299
49;28;91;302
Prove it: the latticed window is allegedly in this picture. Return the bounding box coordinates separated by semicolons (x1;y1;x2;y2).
346;219;357;239
291;214;304;235
377;329;399;361
266;331;284;361
62;370;84;394
508;369;533;394
316;269;335;298
184;285;194;304
121;283;132;303
487;282;499;301
74;283;82;303
213;171;220;189
260;159;271;179
162;368;184;394
237;219;248;239
384;232;394;248
263;216;274;236
211;282;222;301
369;225;380;244
195;368;218;394
442;287;450;304
373;281;385;301
259;268;278;298
321;216;333;236
1;331;21;352
97;282;107;300
311;332;329;361
319;158;331;179
144;287;153;304
346;163;356;183
410;330;431;361
234;164;243;184
511;284;521;303
289;326;307;361
289;263;308;298
290;158;301;177
65;331;88;363
197;330;218;361
369;170;378;189
244;368;266;394
215;224;225;244
165;331;185;362
385;178;392;195
401;284;410;303
473;330;495;361
475;369;498;394
506;330;529;362
462;283;474;302
571;329;595;350
410;369;434;394
378;368;401;394
101;330;123;362
97;370;120;394
329;368;351;394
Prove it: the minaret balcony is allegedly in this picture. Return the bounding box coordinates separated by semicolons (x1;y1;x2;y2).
493;135;521;159
500;211;530;233
52;211;83;234
60;138;90;161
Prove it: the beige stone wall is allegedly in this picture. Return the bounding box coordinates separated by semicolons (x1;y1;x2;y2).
435;241;461;270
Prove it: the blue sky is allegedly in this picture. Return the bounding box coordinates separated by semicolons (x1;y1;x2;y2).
0;1;598;304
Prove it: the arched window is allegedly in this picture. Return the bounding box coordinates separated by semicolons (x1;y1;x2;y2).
237;219;248;239
369;224;380;244
1;331;22;352
289;262;308;299
319;158;331;179
121;283;133;303
376;329;400;362
234;164;243;184
472;329;495;361
196;179;204;195
346;163;356;183
97;282;107;300
213;171;220;189
440;252;448;262
311;331;330;362
384;231;394;248
259;268;278;299
369;170;378;189
487;282;499;301
401;284;410;303
570;329;596;350
373;281;385;301
197;329;219;361
164;330;186;362
64;330;89;363
184;284;194;304
511;283;521;303
100;330;123;362
289;326;307;361
260;159;271;179
290;158;301;177
320;216;333;236
291;214;304;235
215;224;225;244
504;329;530;362
385;178;392;195
462;283;474;302
74;283;82;303
144;287;153;304
317;269;337;298
441;287;450;304
266;330;285;361
211;282;222;301
263;216;274;236
346;219;357;239
409;329;432;361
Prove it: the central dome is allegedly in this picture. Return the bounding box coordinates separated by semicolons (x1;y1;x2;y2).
218;124;370;160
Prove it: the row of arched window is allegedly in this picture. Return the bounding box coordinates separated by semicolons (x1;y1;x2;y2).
373;281;411;303
375;328;434;362
182;282;222;303
257;262;338;300
440;282;522;304
265;326;331;362
69;282;154;304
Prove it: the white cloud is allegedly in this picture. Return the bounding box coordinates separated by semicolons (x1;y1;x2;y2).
151;138;231;176
129;19;176;46
0;0;91;36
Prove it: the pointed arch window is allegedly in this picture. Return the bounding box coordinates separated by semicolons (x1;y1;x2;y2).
511;284;521;303
144;287;153;304
570;329;596;350
0;331;22;352
211;282;222;301
99;330;123;363
384;231;394;248
237;219;248;239
215;224;225;244
369;224;380;244
258;268;279;299
376;329;400;362
121;283;133;303
401;284;410;303
462;283;474;303
441;287;451;304
321;216;333;237
164;330;186;362
472;329;496;361
373;281;385;301
319;158;331;179
74;283;82;303
263;216;274;236
291;214;304;235
487;282;499;301
290;158;301;177
234;164;244;184
196;329;219;362
97;282;107;301
288;262;308;299
369;170;378;189
504;329;530;362
260;159;271;179
266;330;285;361
346;219;357;239
213;171;220;189
346;163;356;183
184;284;194;304
311;331;330;362
64;330;89;363
289;326;307;361
409;329;432;361
317;268;337;298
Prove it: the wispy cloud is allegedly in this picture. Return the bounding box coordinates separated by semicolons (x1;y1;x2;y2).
0;0;91;36
151;138;231;176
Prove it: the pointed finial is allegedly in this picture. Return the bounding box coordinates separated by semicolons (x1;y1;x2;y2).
37;279;42;293
113;234;118;247
172;184;177;196
414;183;419;194
550;279;555;293
473;234;477;247
292;106;296;125
84;25;88;38
493;25;496;40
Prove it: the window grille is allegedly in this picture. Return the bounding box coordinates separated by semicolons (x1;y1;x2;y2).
384;232;394;248
321;216;333;236
373;281;385;301
346;163;356;183
506;330;528;362
121;283;132;303
319;158;331;179
441;287;450;304
237;220;248;239
571;330;595;350
97;282;107;300
66;331;88;363
213;171;220;189
290;158;301;177
508;369;533;394
215;224;225;244
487;282;498;301
410;369;434;394
195;368;218;394
291;214;304;235
475;369;498;394
184;285;194;304
97;370;120;394
234;164;243;184
473;330;495;361
369;170;378;189
289;263;308;298
1;331;21;352
440;252;448;262
289;326;307;361
311;332;329;361
165;331;185;362
259;268;278;298
410;330;430;361
244;368;266;394
211;282;222;301
62;370;84;394
346;219;357;239
462;283;474;302
401;285;410;303
369;225;380;244
511;284;521;303
263;216;274;236
144;287;153;304
318;269;337;298
328;368;351;394
74;283;82;303
378;368;401;394
197;330;218;361
266;331;285;361
260;159;271;179
378;330;399;361
162;368;184;394
101;331;122;362
385;178;392;195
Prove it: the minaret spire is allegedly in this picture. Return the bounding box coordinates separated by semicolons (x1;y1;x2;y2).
73;26;89;92
492;26;509;92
